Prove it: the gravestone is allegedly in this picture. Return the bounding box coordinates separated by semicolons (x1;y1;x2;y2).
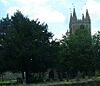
45;69;58;80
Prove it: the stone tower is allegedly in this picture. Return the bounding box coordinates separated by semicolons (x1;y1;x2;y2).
69;8;91;35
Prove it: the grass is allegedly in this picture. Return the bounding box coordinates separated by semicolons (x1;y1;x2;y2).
0;80;17;85
0;80;10;84
96;76;100;79
0;76;100;86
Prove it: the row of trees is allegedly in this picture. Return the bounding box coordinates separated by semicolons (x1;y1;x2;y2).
0;11;100;83
0;11;59;83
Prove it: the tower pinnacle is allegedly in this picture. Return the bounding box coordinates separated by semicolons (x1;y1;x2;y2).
69;13;72;30
73;8;77;20
86;9;90;21
82;14;84;20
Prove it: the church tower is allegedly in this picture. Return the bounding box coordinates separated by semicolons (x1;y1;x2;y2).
69;8;91;35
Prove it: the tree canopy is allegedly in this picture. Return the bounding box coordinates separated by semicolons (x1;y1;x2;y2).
0;10;100;83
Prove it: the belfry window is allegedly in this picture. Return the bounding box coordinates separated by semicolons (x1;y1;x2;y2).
80;24;84;29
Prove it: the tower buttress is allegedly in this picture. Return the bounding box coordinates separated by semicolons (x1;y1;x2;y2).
69;13;73;33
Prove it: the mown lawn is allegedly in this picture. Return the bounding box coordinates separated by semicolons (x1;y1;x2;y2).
16;84;47;86
0;80;17;85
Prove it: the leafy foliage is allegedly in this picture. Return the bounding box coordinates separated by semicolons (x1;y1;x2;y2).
59;27;94;78
0;10;100;82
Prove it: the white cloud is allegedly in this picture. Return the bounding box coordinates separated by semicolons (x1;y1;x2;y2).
7;0;66;23
7;6;19;16
92;28;100;35
1;0;10;6
5;0;66;39
30;6;66;23
53;30;66;39
15;0;34;4
6;0;100;39
81;0;100;34
14;0;49;5
7;6;33;16
82;0;100;21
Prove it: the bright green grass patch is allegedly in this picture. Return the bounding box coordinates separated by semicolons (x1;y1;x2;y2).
0;80;11;84
96;76;100;79
0;80;17;85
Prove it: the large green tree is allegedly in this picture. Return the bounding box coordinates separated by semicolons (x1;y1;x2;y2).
0;11;54;83
92;31;100;71
59;27;93;78
0;14;11;73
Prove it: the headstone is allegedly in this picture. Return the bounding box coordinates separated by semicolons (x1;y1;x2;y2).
54;70;58;80
23;72;26;84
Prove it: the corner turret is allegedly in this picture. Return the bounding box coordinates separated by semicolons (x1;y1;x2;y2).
69;13;72;27
82;14;84;20
73;8;77;20
85;9;90;22
69;13;73;33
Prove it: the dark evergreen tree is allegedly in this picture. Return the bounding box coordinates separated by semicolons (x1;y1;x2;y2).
59;27;93;78
1;11;53;83
0;14;11;73
92;31;100;71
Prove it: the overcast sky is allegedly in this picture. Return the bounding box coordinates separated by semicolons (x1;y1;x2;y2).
0;0;100;39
